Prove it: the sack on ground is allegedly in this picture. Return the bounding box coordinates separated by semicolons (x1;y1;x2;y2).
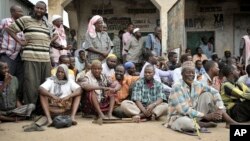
52;115;72;129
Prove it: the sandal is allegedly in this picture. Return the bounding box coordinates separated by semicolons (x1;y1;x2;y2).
23;123;45;132
199;127;211;133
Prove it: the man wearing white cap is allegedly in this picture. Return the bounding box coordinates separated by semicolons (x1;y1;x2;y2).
50;15;72;66
123;28;143;71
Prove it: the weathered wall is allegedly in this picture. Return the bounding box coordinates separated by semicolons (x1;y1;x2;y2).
0;0;10;19
76;0;160;48
167;0;185;52
151;0;178;54
48;0;65;22
185;0;250;57
0;0;33;19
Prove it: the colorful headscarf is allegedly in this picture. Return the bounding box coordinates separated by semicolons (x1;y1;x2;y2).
87;15;103;38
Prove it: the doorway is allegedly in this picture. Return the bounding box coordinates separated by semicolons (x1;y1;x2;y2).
186;31;215;55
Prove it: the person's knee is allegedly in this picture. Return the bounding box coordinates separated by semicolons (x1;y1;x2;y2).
200;92;213;104
153;103;168;116
120;100;140;117
28;103;36;110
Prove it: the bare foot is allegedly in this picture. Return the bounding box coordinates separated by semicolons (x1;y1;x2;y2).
99;115;108;120
71;116;77;125
107;114;118;119
47;119;53;127
151;114;157;121
132;115;141;123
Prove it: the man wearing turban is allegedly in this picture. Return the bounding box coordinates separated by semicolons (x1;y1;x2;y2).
83;15;113;63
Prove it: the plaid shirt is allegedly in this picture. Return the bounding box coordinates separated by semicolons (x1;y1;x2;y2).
84;31;113;63
0;18;24;60
167;80;224;124
131;78;166;106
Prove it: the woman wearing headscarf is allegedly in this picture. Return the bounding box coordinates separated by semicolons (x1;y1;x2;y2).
39;64;81;125
83;15;113;63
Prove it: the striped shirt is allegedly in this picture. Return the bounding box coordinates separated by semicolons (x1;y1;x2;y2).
0;18;25;60
7;16;51;62
221;81;250;110
168;80;224;123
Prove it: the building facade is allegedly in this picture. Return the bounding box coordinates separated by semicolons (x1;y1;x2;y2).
49;0;250;57
0;0;34;19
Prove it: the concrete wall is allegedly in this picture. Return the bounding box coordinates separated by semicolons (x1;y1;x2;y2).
48;0;65;22
167;0;185;52
76;0;160;48
0;0;9;19
185;0;250;57
151;0;178;54
0;0;33;19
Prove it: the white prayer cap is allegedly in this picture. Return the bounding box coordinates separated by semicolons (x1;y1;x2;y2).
133;28;140;33
52;15;62;22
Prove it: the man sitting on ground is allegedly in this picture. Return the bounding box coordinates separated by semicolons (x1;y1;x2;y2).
221;65;250;122
79;60;120;119
165;61;238;134
111;65;139;117
102;54;117;78
121;64;168;121
237;64;250;86
124;61;140;76
0;61;35;122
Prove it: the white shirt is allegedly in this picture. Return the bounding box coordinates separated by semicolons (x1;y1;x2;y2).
198;73;211;85
102;62;115;78
140;62;172;92
237;74;248;84
41;79;80;98
173;67;182;84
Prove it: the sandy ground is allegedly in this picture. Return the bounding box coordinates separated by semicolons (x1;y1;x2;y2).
0;116;229;141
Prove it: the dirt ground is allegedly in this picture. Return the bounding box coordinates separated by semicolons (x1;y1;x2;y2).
0;115;229;141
